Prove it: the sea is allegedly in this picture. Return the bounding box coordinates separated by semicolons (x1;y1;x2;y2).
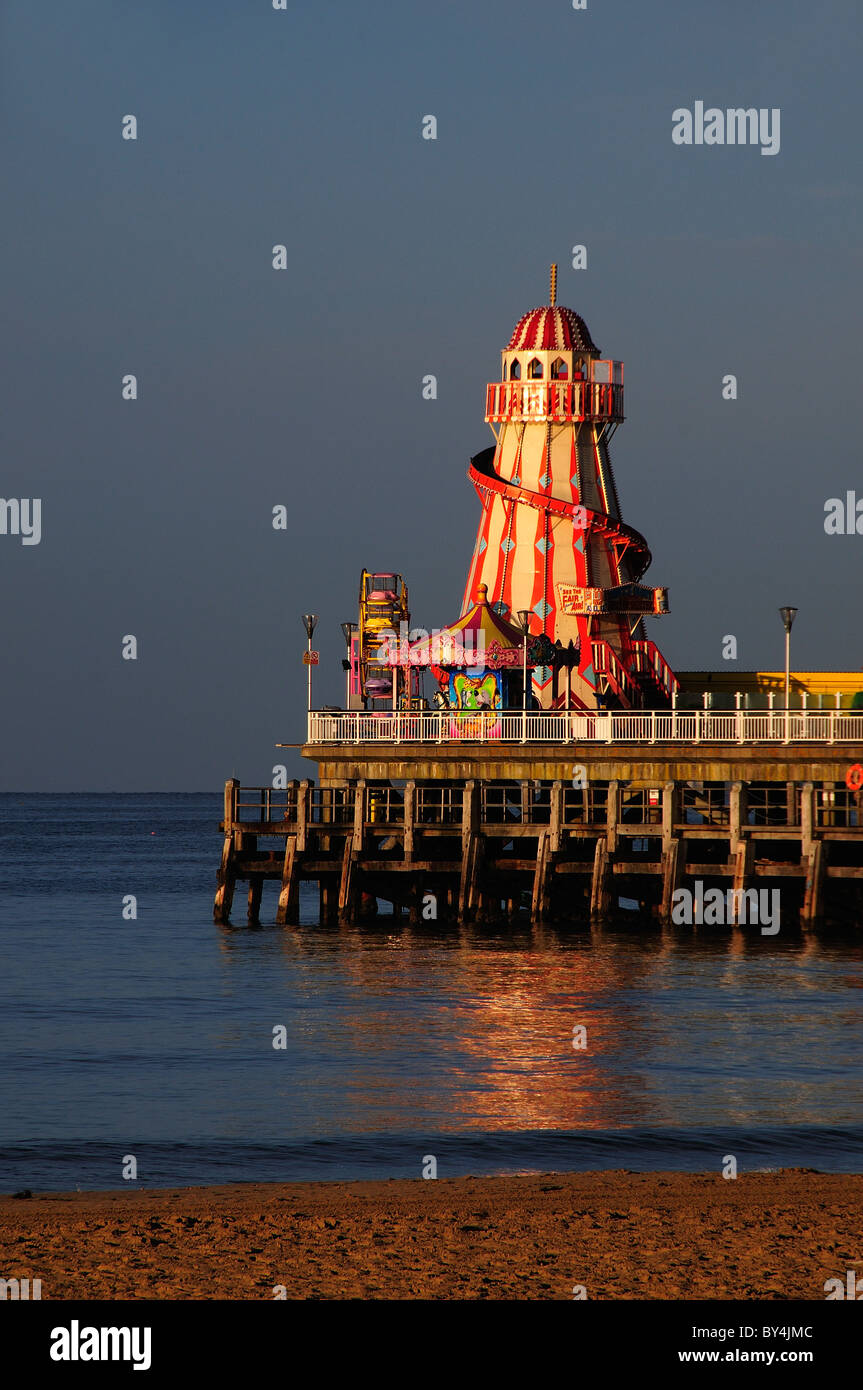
1;793;862;1192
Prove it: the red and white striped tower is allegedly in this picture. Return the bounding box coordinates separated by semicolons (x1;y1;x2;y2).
461;266;675;710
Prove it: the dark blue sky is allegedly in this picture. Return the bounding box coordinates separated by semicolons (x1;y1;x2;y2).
2;0;861;789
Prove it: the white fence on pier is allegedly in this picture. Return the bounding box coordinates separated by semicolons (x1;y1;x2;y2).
307;709;863;747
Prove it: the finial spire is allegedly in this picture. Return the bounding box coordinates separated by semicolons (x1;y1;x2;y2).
549;262;557;306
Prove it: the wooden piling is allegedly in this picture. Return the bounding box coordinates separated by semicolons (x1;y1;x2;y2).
213;778;240;924
213;832;236;925
531;829;552;922
729;839;754;923
403;781;415;861
802;843;825;925
606;780;620;855
338;833;355;922
729;781;746;853
247;878;263;925
590;837;611;919
660;839;684;923
296;780;309;852
275;834;299;926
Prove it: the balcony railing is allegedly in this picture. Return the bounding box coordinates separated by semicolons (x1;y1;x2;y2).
306;709;863;746
485;380;624;423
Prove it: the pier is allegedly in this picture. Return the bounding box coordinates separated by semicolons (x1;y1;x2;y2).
214;725;863;928
213;274;863;933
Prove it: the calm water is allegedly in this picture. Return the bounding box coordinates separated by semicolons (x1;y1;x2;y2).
1;794;862;1191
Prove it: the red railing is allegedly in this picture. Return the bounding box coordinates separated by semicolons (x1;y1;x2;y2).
631;641;678;699
485;380;624;423
591;640;639;707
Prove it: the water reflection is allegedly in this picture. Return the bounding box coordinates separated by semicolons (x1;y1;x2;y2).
216;918;863;1136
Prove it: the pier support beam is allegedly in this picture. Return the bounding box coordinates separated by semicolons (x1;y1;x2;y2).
352;780;366;856
590;837;611;920
729;781;747;854
730;839;754;923
531;829;552;923
275;834;299;926
319;880;338;925
606;780;620;854
213;832;236;925
660;839;685;924
661;780;678;853
296;780;309;852
459;781;480;920
403;781;415;861
214;778;240;925
801;842;824;925
338;833;355;923
549;782;563;853
247;878;263;926
800;782;815;856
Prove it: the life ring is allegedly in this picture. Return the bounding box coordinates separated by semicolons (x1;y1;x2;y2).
845;763;863;791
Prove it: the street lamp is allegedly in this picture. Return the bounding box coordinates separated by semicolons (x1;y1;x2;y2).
340;621;355;710
302;613;318;713
517;610;531;743
779;606;797;743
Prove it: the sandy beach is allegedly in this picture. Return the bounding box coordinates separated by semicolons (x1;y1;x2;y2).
1;1170;860;1300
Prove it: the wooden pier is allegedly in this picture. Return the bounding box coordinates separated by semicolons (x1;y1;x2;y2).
214;769;863;929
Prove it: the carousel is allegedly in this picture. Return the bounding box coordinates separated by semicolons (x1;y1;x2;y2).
378;583;565;737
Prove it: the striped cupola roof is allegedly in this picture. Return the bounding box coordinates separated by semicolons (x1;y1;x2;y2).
506;305;598;354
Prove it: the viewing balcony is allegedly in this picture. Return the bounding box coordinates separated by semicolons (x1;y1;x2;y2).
486;365;624;424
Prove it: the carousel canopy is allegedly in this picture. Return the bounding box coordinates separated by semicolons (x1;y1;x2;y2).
401;584;530;671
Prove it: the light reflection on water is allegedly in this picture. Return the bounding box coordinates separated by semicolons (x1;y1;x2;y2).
1;795;862;1188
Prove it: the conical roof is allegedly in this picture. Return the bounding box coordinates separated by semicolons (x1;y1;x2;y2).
405;584;527;667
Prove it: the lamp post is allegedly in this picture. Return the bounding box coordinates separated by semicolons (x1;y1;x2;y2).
779;606;797;743
302;613;318;714
517;610;531;744
340;621;355;710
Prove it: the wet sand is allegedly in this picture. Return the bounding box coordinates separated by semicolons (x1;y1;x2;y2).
1;1171;860;1300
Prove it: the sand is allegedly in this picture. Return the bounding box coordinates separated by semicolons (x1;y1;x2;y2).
1;1171;860;1300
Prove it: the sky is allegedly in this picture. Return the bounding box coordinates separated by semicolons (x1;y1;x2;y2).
1;0;861;790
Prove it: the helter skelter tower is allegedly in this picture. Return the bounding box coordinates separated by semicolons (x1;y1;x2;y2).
462;266;676;710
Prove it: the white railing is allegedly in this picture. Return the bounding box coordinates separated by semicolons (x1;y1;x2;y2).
307;709;863;746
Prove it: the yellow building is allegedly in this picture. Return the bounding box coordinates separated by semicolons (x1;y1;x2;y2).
676;671;863;710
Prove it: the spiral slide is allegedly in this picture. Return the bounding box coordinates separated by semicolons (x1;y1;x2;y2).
468;446;652;584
